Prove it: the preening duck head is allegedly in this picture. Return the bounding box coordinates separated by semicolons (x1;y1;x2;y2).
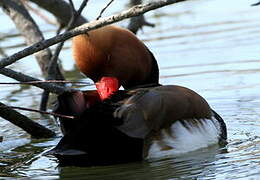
72;25;159;90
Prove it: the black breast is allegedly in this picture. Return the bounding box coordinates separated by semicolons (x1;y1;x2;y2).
49;91;144;166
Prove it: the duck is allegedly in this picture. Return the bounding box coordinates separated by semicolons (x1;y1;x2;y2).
49;82;227;166
48;25;227;166
72;25;159;90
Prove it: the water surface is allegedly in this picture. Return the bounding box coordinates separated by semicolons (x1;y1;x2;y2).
0;0;260;179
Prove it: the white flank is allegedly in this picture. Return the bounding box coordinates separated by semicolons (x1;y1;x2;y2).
147;117;221;159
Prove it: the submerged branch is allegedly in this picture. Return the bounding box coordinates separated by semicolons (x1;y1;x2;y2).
0;102;56;139
0;0;187;69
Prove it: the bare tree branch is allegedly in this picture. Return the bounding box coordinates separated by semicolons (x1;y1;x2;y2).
28;0;87;28
0;65;71;138
47;0;89;81
0;102;55;139
40;0;89;111
0;0;187;70
128;0;155;34
0;0;64;80
0;68;74;94
22;0;57;26
0;3;62;138
96;0;115;20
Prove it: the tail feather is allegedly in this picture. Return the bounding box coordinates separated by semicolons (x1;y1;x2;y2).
211;109;227;143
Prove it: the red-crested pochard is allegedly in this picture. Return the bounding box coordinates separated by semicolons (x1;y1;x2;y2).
49;83;227;166
72;25;159;90
48;25;227;166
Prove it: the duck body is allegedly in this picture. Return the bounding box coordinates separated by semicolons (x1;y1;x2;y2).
51;25;228;166
50;85;227;166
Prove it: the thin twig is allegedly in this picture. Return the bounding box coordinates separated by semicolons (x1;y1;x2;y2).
75;0;90;19
0;0;187;69
0;105;75;119
0;68;74;94
47;0;89;81
96;0;115;20
0;0;64;79
0;80;93;85
68;0;76;12
47;0;89;78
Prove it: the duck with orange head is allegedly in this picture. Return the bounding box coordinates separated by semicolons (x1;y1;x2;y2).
48;25;227;166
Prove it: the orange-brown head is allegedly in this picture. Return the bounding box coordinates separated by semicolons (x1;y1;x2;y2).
72;25;159;90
